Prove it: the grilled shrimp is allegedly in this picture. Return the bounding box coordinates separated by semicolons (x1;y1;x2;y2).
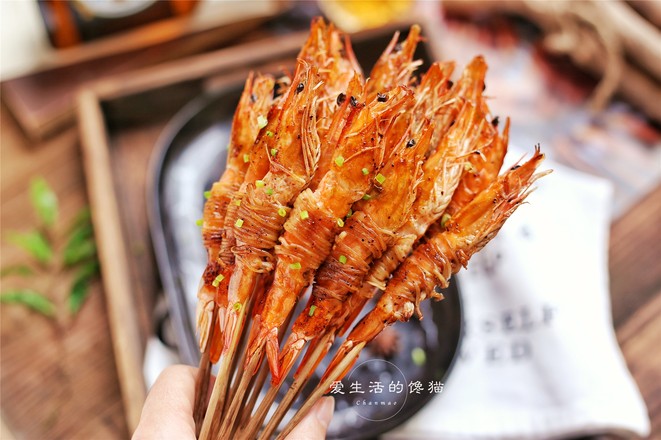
302;18;364;191
335;57;496;336
335;101;493;336
366;25;422;100
245;86;414;379
325;147;548;381
196;73;275;351
221;61;322;348
276;124;432;383
444;117;509;220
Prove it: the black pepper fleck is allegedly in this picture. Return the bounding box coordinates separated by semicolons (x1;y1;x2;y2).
377;93;388;102
406;139;416;148
337;93;346;105
296;82;305;94
492;116;500;127
250;93;257;103
350;95;358;107
511;165;521;170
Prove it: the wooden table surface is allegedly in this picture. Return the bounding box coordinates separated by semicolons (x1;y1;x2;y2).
2;101;660;439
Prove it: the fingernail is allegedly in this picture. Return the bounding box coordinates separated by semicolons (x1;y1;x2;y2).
313;396;335;425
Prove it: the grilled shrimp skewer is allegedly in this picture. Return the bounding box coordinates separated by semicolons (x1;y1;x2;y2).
225;86;412;437
197;73;275;352
248;127;430;440
240;31;428;439
193;73;274;433
279;148;549;440
338;57;497;334
199;62;321;440
250;63;488;440
246;86;412;380
276;124;431;383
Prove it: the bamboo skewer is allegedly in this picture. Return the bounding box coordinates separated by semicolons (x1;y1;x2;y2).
275;343;365;440
256;332;335;440
194;306;217;436
200;299;253;440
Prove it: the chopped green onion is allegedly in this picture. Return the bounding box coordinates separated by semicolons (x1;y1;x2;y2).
243;154;250;163
335;155;345;167
309;305;317;317
235;219;244;228
338;255;347;264
266;188;274;196
257;115;268;129
196;219;203;226
362;194;372;201
441;213;452;228
347;209;353;218
411;347;426;366
278;207;287;217
266;130;274;137
289;262;302;270
463;162;475;173
234;200;242;206
337;218;344;227
375;173;386;184
256;180;265;188
362;168;369;175
300;210;309;220
204;190;211;199
212;274;225;287
233;302;242;312
270;148;278;157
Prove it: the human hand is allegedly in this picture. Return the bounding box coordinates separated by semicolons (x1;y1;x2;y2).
133;365;334;439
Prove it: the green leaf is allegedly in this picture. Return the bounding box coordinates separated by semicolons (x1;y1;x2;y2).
68;261;100;314
70;207;92;231
30;177;58;227
0;289;55;316
63;222;96;266
0;265;34;278
7;231;53;264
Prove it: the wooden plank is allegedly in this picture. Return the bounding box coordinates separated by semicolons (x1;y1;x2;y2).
1;106;128;439
616;290;661;435
77;91;147;432
609;183;661;327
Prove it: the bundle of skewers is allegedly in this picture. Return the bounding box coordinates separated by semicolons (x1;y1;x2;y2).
193;18;549;440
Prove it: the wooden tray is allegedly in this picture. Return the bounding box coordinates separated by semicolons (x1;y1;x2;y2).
76;20;442;433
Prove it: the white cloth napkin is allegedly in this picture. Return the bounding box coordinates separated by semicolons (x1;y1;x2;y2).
385;155;650;439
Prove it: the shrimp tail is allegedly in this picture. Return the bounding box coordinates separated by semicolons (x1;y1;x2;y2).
276;331;307;385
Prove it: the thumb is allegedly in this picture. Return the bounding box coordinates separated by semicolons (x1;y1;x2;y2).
285;396;334;440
